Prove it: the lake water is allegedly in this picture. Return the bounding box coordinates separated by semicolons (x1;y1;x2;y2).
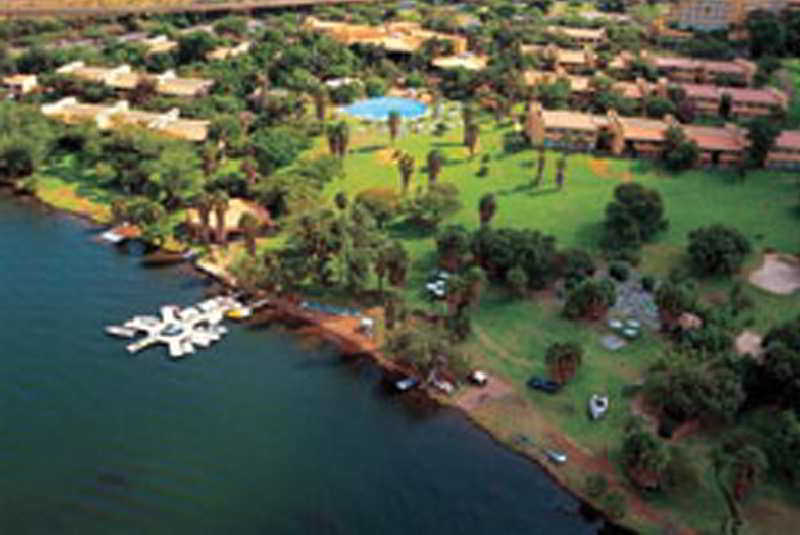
0;196;604;535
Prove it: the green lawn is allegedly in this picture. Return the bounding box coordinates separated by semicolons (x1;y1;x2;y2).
306;110;800;533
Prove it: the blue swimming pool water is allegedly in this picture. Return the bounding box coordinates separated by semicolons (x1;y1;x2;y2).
342;97;427;120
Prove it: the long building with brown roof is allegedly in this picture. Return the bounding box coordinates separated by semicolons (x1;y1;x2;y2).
56;62;214;97
40;97;209;141
305;17;467;55
525;102;766;167
612;51;757;86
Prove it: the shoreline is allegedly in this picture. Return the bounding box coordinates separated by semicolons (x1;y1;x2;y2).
3;187;680;534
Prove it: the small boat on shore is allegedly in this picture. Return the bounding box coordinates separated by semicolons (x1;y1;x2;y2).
589;394;609;420
395;377;420;392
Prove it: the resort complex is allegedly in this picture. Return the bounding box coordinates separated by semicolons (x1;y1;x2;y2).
1;2;800;535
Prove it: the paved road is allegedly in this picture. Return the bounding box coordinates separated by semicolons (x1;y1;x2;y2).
0;0;370;17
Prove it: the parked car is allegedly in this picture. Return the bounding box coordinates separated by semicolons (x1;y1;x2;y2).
526;376;561;394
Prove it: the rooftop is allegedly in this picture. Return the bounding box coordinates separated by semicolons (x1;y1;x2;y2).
683;125;746;152
774;130;800;149
432;54;488;71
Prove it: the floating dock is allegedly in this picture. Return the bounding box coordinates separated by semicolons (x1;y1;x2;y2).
106;296;243;359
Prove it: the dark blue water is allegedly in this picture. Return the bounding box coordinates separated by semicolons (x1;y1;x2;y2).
0;196;601;535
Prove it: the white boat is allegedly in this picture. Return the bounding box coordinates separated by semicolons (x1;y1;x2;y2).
105;325;136;338
100;230;124;243
546;450;568;464
589;394;609;420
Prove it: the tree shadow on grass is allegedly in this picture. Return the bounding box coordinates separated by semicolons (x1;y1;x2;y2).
386;219;436;241
353;144;386;154
573;221;606;250
629;158;659;177
431;141;462;148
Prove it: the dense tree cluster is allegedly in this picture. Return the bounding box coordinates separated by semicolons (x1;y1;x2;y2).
687;224;752;277
603;182;668;253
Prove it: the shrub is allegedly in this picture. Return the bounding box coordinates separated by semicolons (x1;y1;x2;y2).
563;279;616;321
585;474;609;498
433;122;449;136
603;491;627;520
406;72;424;88
355;188;402;229
687;224;752;277
609;262;630;282
603;182;668;251
641;275;656;292
561;248;596;286
481;153;491;164
365;76;387;97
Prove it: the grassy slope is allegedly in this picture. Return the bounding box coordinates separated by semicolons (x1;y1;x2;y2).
309;110;800;533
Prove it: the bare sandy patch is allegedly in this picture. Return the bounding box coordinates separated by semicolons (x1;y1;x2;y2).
588;157;611;178
749;253;800;295
454;377;514;411
375;148;397;166
735;330;763;360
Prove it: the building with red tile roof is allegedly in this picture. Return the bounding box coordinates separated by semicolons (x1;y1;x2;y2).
766;130;800;169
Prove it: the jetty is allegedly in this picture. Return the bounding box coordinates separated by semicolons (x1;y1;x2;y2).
105;296;245;359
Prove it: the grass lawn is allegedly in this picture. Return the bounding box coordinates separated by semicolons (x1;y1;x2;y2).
305;109;800;532
36;105;799;532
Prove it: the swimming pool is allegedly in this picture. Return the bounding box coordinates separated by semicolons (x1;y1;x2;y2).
341;96;428;120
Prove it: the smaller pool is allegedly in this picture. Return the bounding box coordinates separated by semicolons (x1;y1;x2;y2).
341;96;427;120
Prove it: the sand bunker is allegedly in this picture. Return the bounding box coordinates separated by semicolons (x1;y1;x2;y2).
735;330;763;360
749;253;800;295
376;148;396;166
588;157;611;178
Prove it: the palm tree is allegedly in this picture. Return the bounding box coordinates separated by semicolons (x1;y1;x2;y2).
713;441;768;502
545;342;583;384
334;191;348;213
238;212;260;257
534;145;546;187
461;101;475;132
313;85;327;122
555;153;567;190
463;265;486;307
396;151;415;194
334;121;350;158
212;190;229;245
465;122;479;158
258;73;271;112
478;193;497;227
201;142;219;178
388;110;400;144
241;157;258;189
427;149;443;186
326;123;340;157
192;192;213;244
